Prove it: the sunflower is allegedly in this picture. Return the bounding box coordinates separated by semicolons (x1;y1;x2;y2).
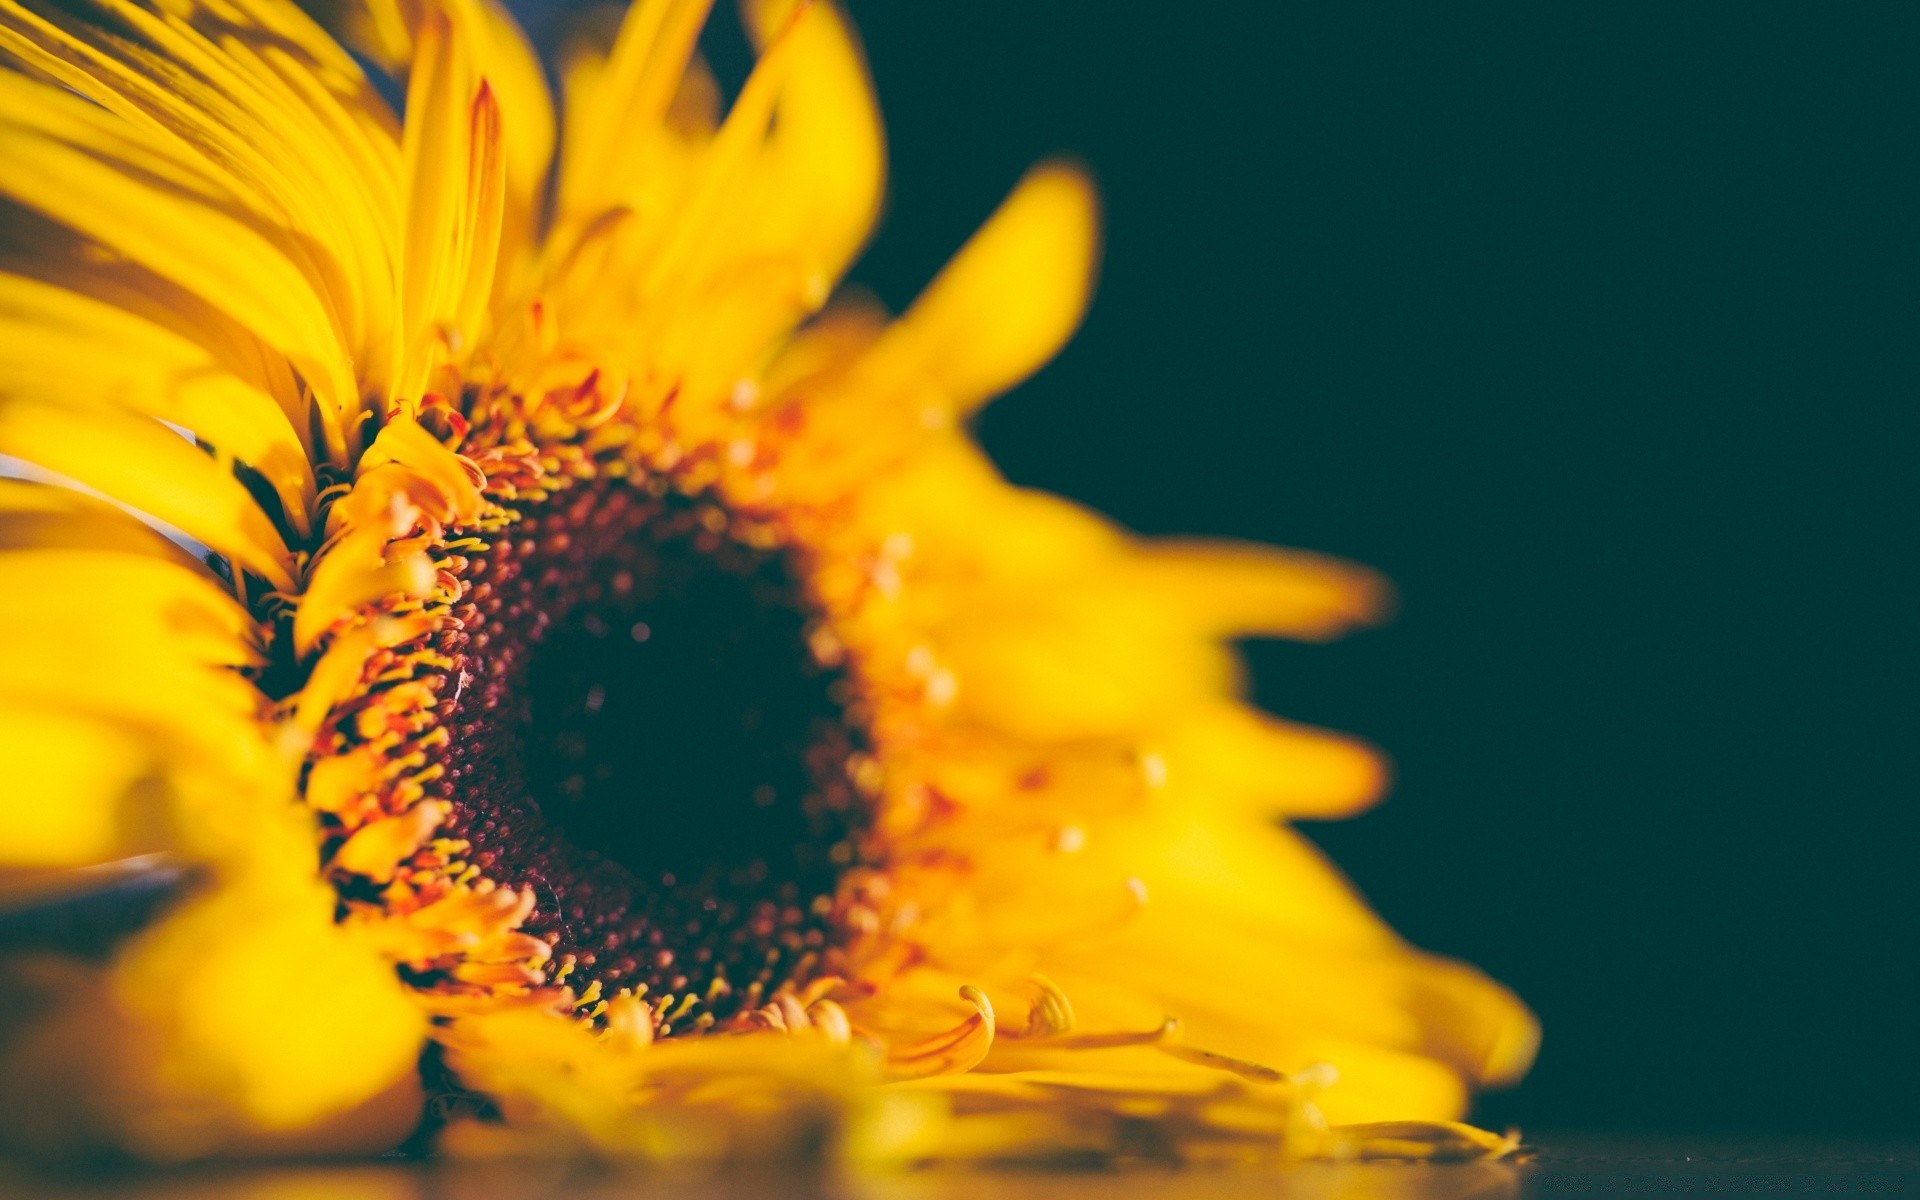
0;0;1536;1167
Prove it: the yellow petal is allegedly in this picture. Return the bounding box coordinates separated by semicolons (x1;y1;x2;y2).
0;547;253;662
291;611;436;732
331;801;448;882
556;0;713;223
0;478;199;563
745;0;885;284
1322;1120;1521;1162
886;987;997;1081
294;528;436;655
0;548;269;774
0;705;154;867
109;881;427;1145
854;160;1099;419
627;2;809;305
0;272;315;535
352;412;486;523
759;288;889;401
0;651;266;786
0;73;358;432
1155;701;1387;819
0;0;404;386
295;419;482;654
1040;812;1539;1096
459;0;556;285
1402;958;1542;1089
1126;540;1390;641
936;598;1237;741
395;6;505;400
0;397;295;589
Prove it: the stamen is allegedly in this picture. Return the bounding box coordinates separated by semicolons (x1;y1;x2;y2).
1014;973;1077;1038
886;986;997;1080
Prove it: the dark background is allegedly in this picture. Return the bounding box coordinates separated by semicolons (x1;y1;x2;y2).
828;2;1917;1139
519;0;1917;1139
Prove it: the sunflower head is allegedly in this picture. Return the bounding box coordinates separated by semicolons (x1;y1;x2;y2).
0;0;1535;1166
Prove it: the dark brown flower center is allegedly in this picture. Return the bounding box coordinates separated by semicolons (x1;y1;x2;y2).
432;477;872;1030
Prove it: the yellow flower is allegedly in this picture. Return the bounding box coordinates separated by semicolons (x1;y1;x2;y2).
0;0;1536;1166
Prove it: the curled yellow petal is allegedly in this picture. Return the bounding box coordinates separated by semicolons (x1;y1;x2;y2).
294;531;437;656
331;801;449;882
886;987;997;1081
352;415;487;524
292;611;437;733
1320;1120;1522;1162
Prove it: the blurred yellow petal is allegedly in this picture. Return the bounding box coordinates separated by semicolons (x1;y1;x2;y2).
745;0;885;284
937;597;1237;740
0;549;269;777
1403;958;1542;1089
1126;539;1390;641
0;548;255;665
73;882;423;1157
0;706;154;867
1156;701;1387;820
557;0;712;223
0;478;199;563
332;801;448;882
854;160;1099;420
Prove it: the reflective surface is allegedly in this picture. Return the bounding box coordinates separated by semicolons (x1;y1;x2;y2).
7;1140;1920;1200
0;1163;1520;1200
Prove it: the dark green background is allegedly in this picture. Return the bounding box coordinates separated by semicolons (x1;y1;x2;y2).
521;1;1917;1138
